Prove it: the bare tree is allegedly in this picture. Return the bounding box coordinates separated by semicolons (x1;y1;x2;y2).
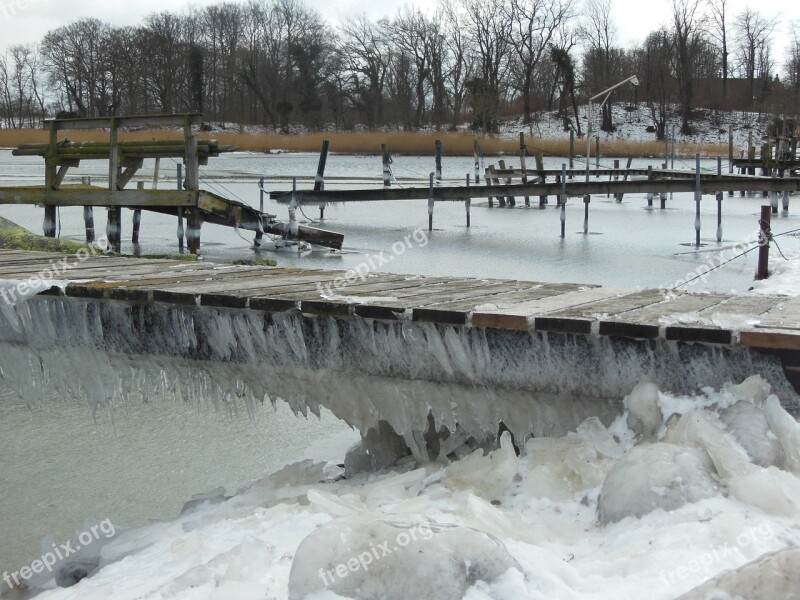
671;0;704;134
580;0;620;131
706;0;729;98
733;8;777;109
503;0;573;124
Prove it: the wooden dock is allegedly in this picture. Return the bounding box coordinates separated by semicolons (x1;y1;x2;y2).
1;249;797;393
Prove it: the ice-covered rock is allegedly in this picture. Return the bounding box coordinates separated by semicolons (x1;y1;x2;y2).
677;547;800;600
624;381;663;438
762;395;800;475
598;443;720;524
720;401;784;468
288;516;520;600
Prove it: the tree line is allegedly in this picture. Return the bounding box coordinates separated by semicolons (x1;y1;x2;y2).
0;0;795;138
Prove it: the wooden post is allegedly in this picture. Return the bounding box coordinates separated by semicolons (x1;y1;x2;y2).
569;130;575;170
694;154;701;247
756;205;771;280
43;121;58;238
473;140;481;184
583;194;590;235
519;132;529;207
498;159;514;206
613;158;621;202
177;163;185;252
428;172;434;232
716;157;723;243
132;181;143;244
646;165;654;208
259;177;265;212
560;164;567;238
488;165;504;207
728;125;734;197
435;139;442;182
315;139;329;219
382;144;391;187
660;162;667;209
594;136;600;173
465;174;471;228
83;206;95;243
535;151;547;207
184;116;201;254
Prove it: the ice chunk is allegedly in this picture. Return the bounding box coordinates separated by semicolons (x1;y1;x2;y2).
445;431;518;501
624;381;663;438
288;515;520;600
677;547;800;600
724;374;773;406
761;395;800;475
720;401;784;468
344;420;412;477
598;443;719;524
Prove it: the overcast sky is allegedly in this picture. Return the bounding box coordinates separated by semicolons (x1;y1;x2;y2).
0;0;796;58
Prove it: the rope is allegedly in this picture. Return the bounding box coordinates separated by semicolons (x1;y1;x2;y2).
673;244;760;289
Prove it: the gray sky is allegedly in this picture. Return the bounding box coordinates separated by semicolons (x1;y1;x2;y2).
0;0;796;59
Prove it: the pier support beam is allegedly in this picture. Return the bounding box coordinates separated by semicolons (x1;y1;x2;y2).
473;141;481;184
560;164;567;238
43;206;56;238
428;173;434;232
132;181;144;244
435;139;442;183
694;154;701;247
315;139;329;219
465;175;471;228
583;195;590;234
83;206;95;243
107;207;121;253
519;133;529;207
382;144;391;187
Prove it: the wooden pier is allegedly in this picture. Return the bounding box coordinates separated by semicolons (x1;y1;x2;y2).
1;249;798;394
1;113;343;254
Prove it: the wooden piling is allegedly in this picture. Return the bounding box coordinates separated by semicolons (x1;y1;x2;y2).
535;151;547;207
594;136;600;172
728;125;734;197
382;144;391;187
132;181;144;244
694;154;701;247
583;194;590;234
177;163;185;252
498;159;514;206
519;133;530;207
435;139;443;182
560;164;567;238
716;157;722;243
428;172;434;232
756;205;771;280
83;206;95;243
569;130;575;170
473;141;481;184
465;174;471;228
315;139;329;219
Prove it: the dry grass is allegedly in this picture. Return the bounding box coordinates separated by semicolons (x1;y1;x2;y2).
0;128;730;159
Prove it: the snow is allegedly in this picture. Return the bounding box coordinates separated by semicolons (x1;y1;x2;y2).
12;376;800;600
750;249;800;297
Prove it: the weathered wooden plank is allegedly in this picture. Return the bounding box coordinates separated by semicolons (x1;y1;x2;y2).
599;294;729;339
665;296;779;344
752;298;800;330
472;287;627;331
45;113;203;131
740;329;800;350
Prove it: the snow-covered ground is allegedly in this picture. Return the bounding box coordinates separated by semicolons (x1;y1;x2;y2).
209;103;773;149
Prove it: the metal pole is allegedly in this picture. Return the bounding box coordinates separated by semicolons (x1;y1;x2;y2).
583;194;590;235
177;163;184;252
716;156;723;243
586;99;592;182
435;139;442;182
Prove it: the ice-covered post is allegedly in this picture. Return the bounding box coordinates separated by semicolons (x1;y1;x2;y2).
498;159;514;206
694;154;701;247
560;163;567;238
132;181;143;244
646;165;653;208
660;162;667;209
465;174;471;228
428;172;434;232
176;163;185;253
716;157;723;243
756;205;771;280
315;139;329;219
783;189;790;213
382;144;391;187
583;194;590;235
728;124;734;197
536;151;547;207
595;136;600;172
569;130;575;170
473;140;481;184
259;177;265;212
435;139;443;183
519;132;530;207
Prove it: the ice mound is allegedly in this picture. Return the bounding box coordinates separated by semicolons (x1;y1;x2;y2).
444;431;519;502
288;516;520;600
720;401;785;468
624;381;663;438
677;547;800;599
598;443;720;524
